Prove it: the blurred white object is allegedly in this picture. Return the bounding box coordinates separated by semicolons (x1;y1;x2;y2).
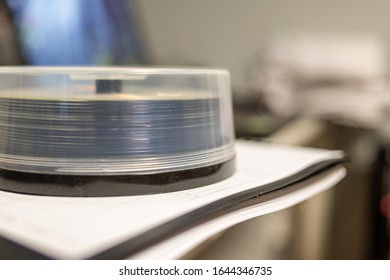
301;86;390;128
268;34;387;83
251;33;390;125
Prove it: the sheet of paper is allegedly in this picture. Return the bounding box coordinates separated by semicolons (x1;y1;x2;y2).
0;141;345;259
129;166;345;259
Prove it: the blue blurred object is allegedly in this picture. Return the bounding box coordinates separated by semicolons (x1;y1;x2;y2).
7;0;146;65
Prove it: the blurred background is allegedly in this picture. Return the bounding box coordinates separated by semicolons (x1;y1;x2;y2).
0;0;389;259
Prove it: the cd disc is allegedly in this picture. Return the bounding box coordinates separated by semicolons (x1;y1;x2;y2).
0;67;235;196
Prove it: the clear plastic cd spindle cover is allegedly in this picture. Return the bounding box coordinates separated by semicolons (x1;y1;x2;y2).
0;67;236;196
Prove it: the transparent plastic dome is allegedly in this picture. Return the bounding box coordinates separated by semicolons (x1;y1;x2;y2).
0;67;235;176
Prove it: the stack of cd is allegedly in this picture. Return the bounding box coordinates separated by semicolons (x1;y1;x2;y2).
0;67;235;196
